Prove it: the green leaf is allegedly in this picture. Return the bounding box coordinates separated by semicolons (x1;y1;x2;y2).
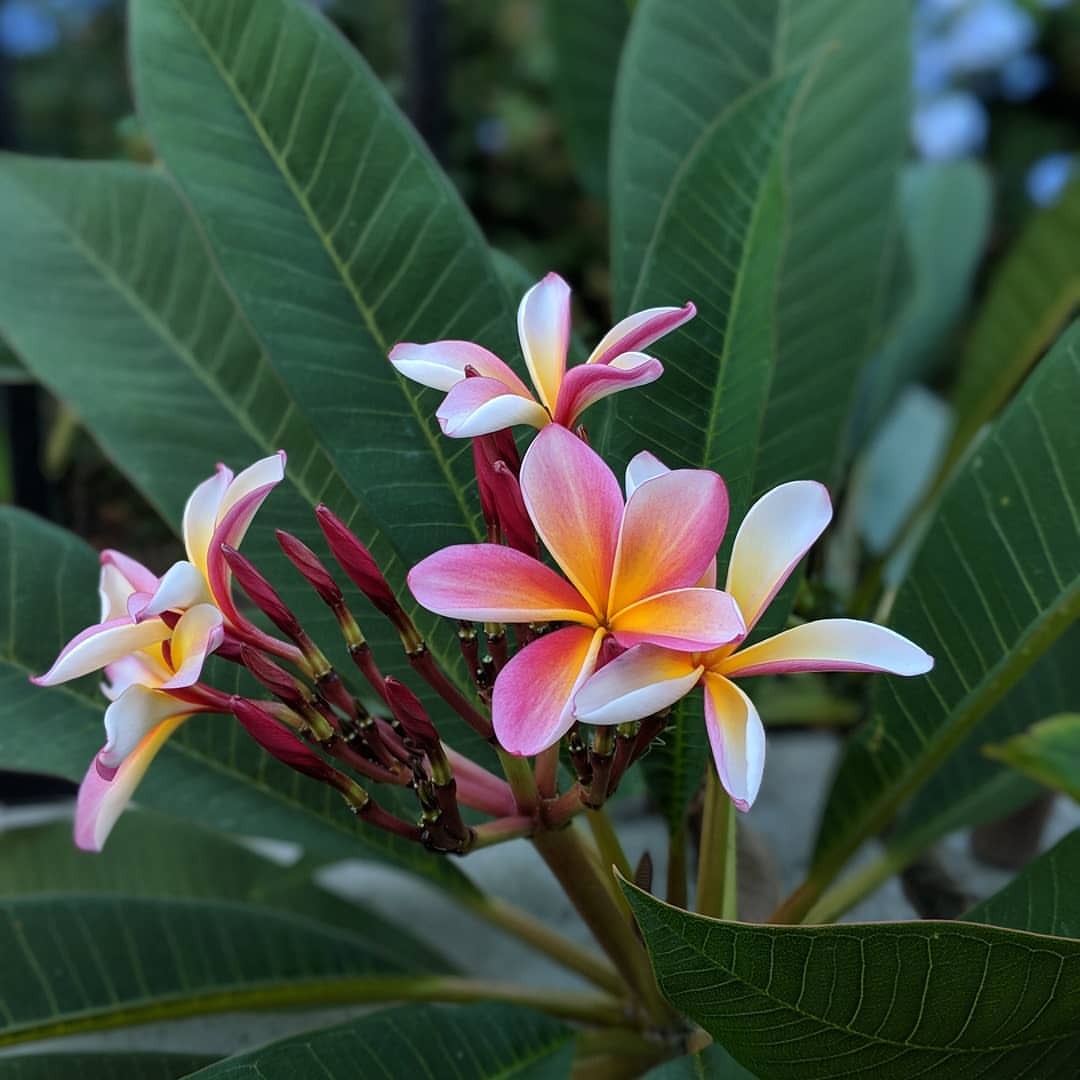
544;0;629;201
644;1044;757;1079
812;321;1080;894
0;811;451;974
0;1053;215;1080
129;0;517;569
0;894;437;1046
855;161;991;442
952;179;1080;456
965;828;1080;938
611;0;910;495
985;712;1080;802
186;1003;574;1079
622;877;1080;1079
0;506;475;898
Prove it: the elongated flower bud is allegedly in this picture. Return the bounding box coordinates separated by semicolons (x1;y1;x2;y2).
491;460;539;558
275;530;344;607
221;545;302;638
315;505;398;615
384;677;439;747
239;644;307;711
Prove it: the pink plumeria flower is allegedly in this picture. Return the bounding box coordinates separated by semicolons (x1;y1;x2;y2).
574;475;934;811
389;272;695;437
407;426;744;755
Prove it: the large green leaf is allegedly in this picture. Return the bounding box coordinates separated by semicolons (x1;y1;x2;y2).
187;1003;574;1079
0;812;450;973
951;179;1080;456
544;0;629;201
985;712;1080;802
129;0;516;569
644;1044;757;1079
810;322;1080;906
0;1053;214;1080
611;0;909;495
0;894;436;1046
0;507;475;897
622;878;1080;1079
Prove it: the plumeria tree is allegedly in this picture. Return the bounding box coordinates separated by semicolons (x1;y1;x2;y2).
0;1;1078;1078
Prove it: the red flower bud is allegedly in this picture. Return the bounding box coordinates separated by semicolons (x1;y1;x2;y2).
231;697;344;789
315;505;398;616
384;677;439;746
221;545;302;638
276;529;344;607
491;460;539;558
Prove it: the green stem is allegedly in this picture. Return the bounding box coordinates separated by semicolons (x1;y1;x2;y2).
498;747;539;814
466;894;624;996
803;839;920;924
586;808;633;880
536;743;560;798
696;769;736;919
470;814;535;848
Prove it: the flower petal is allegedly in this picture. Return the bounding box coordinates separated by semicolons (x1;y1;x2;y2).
611;587;745;651
702;673;765;812
624;451;670;499
32;617;172;687
101;683;192;767
159;603;225;689
493;626;606;755
139;560;214;619
719;619;934;678
103;652;170;699
574;644;702;726
389;340;531;395
182;463;233;573
217;451;286;527
518;272;570;411
408;544;595;624
74;712;191;852
436;377;550;437
552;352;663;427
587;302;696;367
609;468;729;611
725;481;832;632
98;550;158;621
519;424;623;618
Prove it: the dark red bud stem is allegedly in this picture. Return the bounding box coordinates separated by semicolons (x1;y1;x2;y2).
221;545;302;639
239;645;335;743
384;677;439;748
276;529;344;607
231;697;345;791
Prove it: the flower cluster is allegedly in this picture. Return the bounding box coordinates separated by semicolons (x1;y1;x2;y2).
33;271;931;853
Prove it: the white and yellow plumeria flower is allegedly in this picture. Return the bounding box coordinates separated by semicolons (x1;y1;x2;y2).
389;272;695;437
574;474;934;811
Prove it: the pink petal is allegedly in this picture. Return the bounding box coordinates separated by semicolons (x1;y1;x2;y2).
519;424;624;618
726;481;832;633
101;683;192;767
98;563;139;623
587;302;696;367
408;544;596;624
610;587;745;651
552;353;663;427
702;673;765;811
102;653;170;700
608;468;729;612
389;340;531;395
139;560;213;618
217;451;286;526
99;551;159;619
719;619;934;678
32;617;172;687
624;451;670;499
436;377;549;437
159;603;225;689
493;626;606;755
517;272;570;411
74;712;191;852
574;644;703;726
182;463;233;574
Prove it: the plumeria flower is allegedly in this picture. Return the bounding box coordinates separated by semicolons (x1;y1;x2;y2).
408;425;744;755
389;272;695;437
575;475;934;811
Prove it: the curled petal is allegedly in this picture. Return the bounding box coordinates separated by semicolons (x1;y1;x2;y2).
703;673;765;812
518;272;570;411
574;644;702;726
609;468;729;612
139;560;213;619
719;619;934;678
437;377;549;437
182;463;233;574
32;617;172;687
726;481;832;632
217;451;286;528
624;451;670;499
520;424;623;619
611;587;745;651
552;352;663;428
98;551;158;620
493;626;606;755
102;683;192;767
102;652;171;699
389;340;530;395
408;544;595;624
74;712;191;852
587;302;696;367
159;603;225;689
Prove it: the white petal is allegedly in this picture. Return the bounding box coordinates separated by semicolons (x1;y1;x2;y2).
101;684;190;767
183;464;232;572
624;450;671;499
98;563;137;623
160;603;225;689
32;618;172;687
703;674;765;812
139;560;213;618
217;451;286;525
517;272;570;411
574;645;702;726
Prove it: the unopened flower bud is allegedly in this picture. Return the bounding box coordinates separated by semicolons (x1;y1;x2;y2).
315;505;398;615
491;461;539;558
221;545;302;638
239;644;306;710
276;530;344;608
384;677;439;747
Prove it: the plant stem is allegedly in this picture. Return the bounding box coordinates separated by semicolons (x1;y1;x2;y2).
803;840;919;924
696;769;737;919
466;894;624;996
587;808;633;880
498;747;539;814
535;743;560;798
470;814;535;847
